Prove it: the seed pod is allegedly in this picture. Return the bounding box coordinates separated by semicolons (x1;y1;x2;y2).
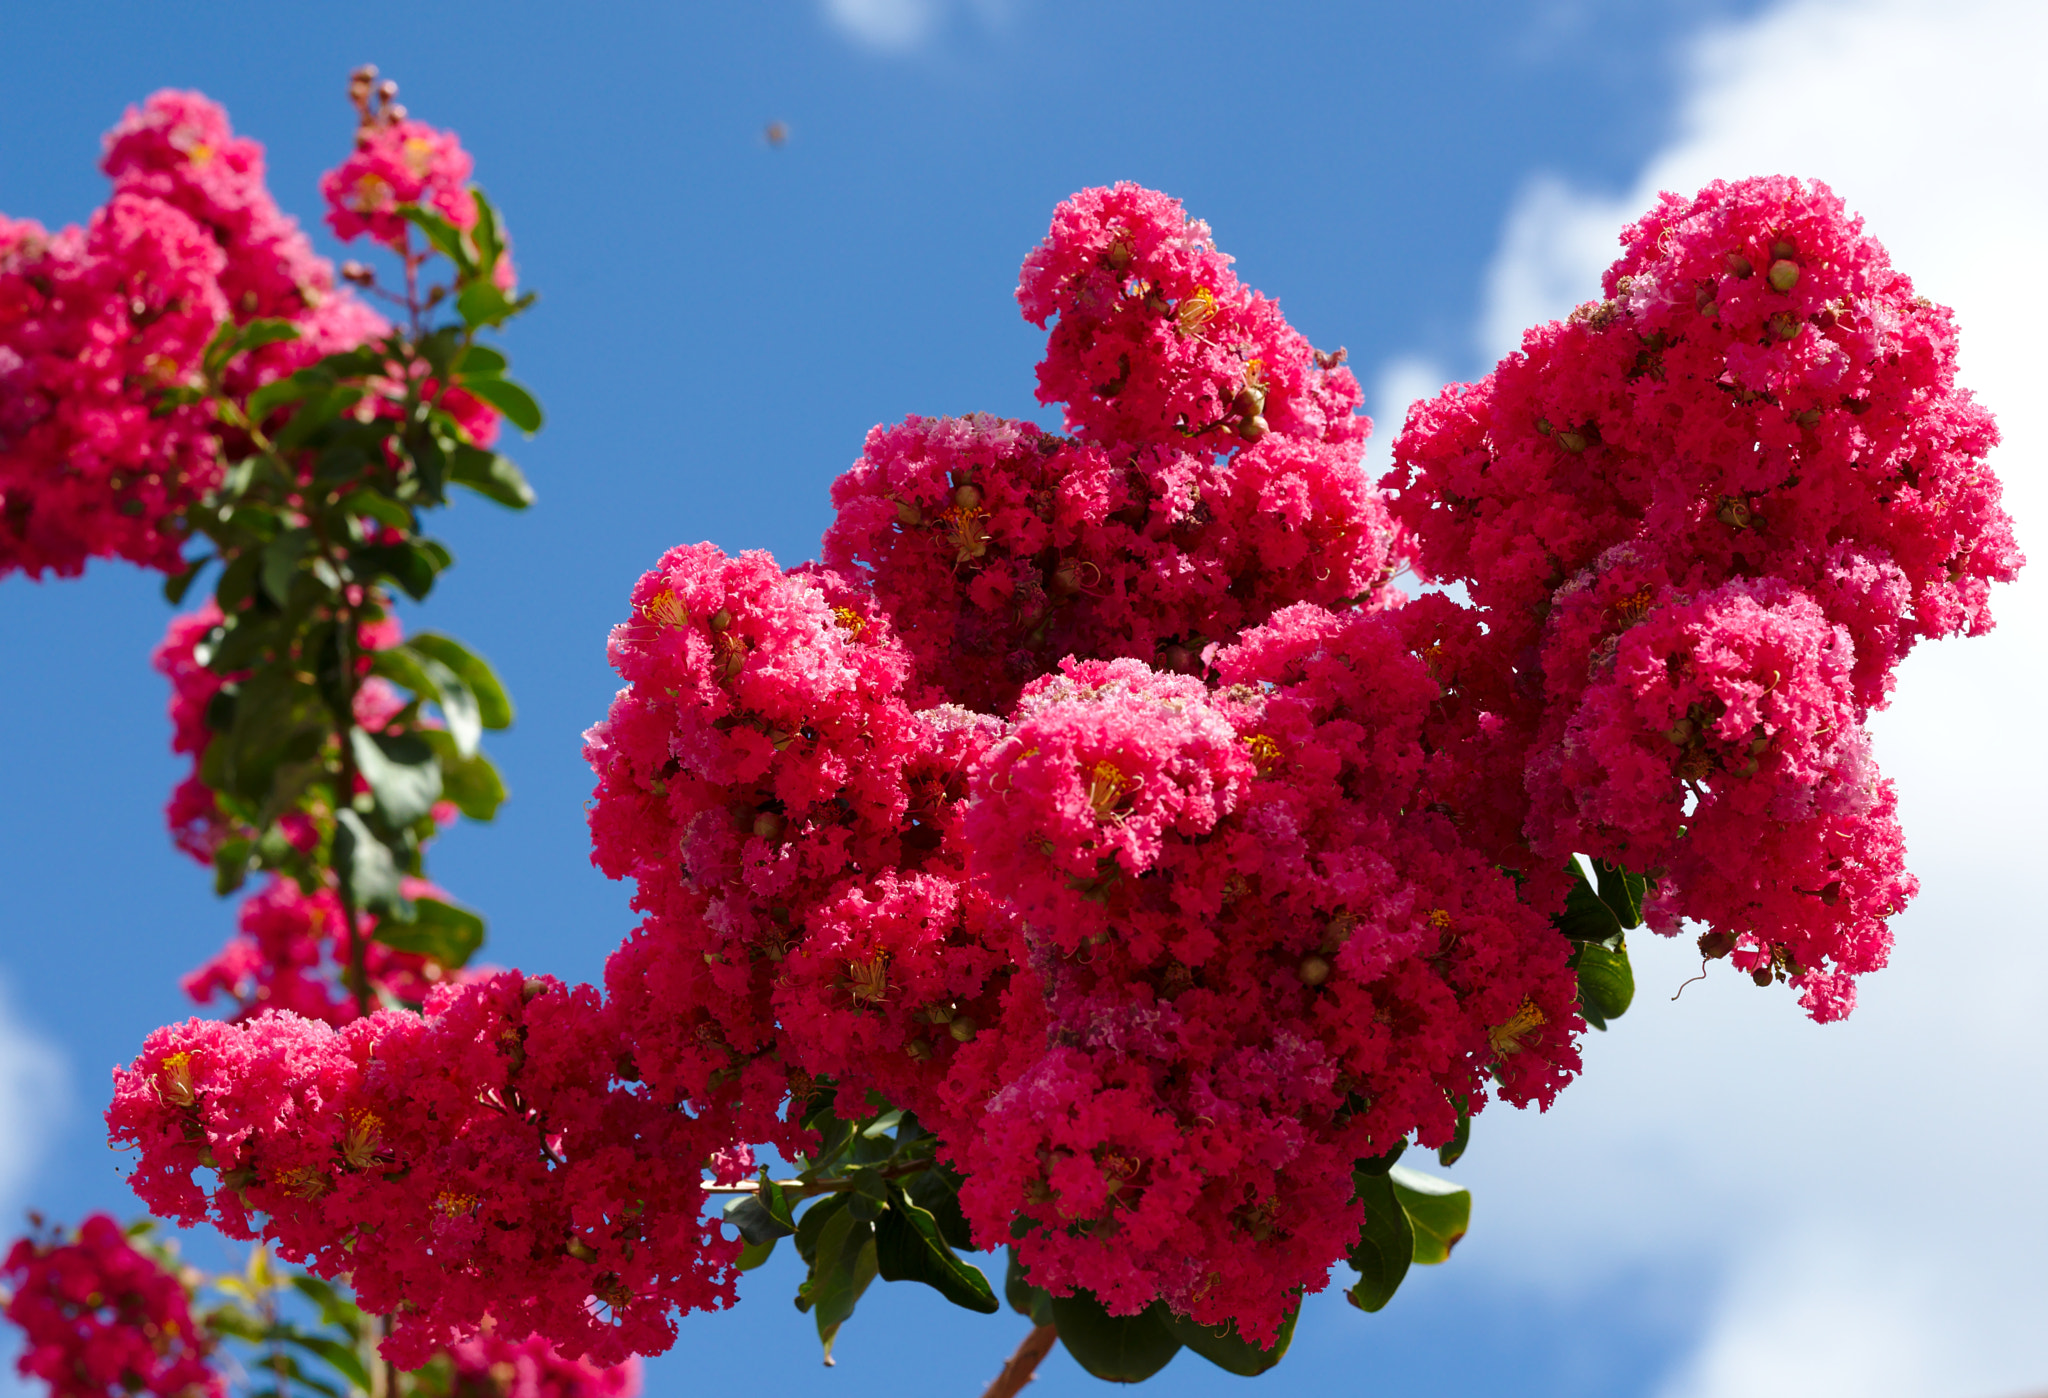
1770;238;1797;260
1557;430;1588;453
522;976;549;1002
1233;385;1266;417
1751;966;1775;987
894;498;923;527
1106;239;1134;272
1237;414;1269;444
904;1039;934;1061
709;608;733;632
1726;252;1754;279
1665;718;1695;746
948;1015;979;1043
1297;953;1332;987
565;1237;598;1262
1049;560;1082;596
1768;259;1800;292
1768;311;1801;341
1698;930;1737;960
752;811;785;842
952;483;983;510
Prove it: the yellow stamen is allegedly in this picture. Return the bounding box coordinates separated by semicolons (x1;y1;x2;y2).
159;1052;197;1108
1488;998;1547;1057
401;136;436;178
847;956;890;1006
274;1166;330;1200
642;588;690;629
341;1108;382;1171
1242;733;1283;772
831;605;867;639
348;172;394;214
1176;286;1218;336
1084;760;1137;819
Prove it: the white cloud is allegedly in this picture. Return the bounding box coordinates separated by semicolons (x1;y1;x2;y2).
0;977;66;1218
1444;2;2048;1395
822;0;946;51
1362;354;1447;483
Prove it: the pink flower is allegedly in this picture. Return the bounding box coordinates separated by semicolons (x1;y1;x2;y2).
320;118;476;252
2;1215;221;1398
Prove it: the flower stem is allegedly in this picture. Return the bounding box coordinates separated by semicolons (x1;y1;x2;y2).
980;1324;1057;1398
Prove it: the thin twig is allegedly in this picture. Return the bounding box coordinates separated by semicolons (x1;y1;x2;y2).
981;1324;1058;1398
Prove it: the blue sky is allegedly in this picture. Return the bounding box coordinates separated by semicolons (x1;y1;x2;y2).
2;2;2043;1395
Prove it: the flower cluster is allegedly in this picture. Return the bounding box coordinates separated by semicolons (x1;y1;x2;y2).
107;975;738;1369
444;1329;641;1398
110;177;2014;1362
1386;175;2021;1019
1;1215;219;1398
0;92;384;579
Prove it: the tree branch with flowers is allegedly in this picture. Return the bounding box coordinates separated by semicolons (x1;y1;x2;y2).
0;61;2021;1397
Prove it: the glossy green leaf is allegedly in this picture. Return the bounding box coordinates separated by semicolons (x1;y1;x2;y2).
341;489;412;532
1438;1100;1472;1167
374;896;484;968
407;633;513;729
1164;1304;1297;1376
737;1236;777;1272
453;344;508;378
470;189;505;274
805;1205;878;1365
245;368;322;424
759;1179;799;1234
1047;1291;1181;1383
463;376;543;434
1592;858;1648;928
1346;1169;1413;1312
349;728;443;827
334;809;402;913
260;528;310;606
1570;936;1635;1030
448;446;535;509
723;1193;796;1247
794;1193;850;1268
1556;859;1625;943
874;1182;999;1314
1003;1247;1053;1327
1389;1166;1471;1265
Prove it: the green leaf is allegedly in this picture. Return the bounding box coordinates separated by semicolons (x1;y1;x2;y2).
334;809;403;914
804;1205;878;1365
374;896;484;968
1003;1247;1054;1327
407;633;513;729
903;1165;974;1252
1164;1304;1297;1376
421;733;506;822
1346;1169;1413;1312
1439;1099;1472;1167
1570;936;1636;1029
287;1275;364;1338
453;344;508;378
462;376;543;434
285;1332;372;1393
874;1182;1000;1314
215;549;263;615
349;728;443;827
1557;858;1625;943
260;528;310;607
737;1236;777;1271
212;836;253;896
449;446;535;509
340;489;413;532
245;368;323;425
759;1179;800;1234
1592;858;1648;929
723;1193;796;1247
470;188;505;275
401;206;474;272
163;555;211;605
455;281;514;330
385;649;481;759
357;541;444;602
794;1193;850;1268
1047;1290;1181;1383
1389;1165;1471;1265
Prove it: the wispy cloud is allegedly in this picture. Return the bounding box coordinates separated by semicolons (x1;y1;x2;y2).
0;975;66;1220
1443;2;2048;1394
819;0;1011;52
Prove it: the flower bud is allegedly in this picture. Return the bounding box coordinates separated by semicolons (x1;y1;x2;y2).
1770;238;1797;260
522;976;549;1002
894;498;923;527
1725;252;1753;279
1233;386;1266;418
564;1237;598;1262
1697;930;1736;960
1237;414;1269;444
1768;259;1800;292
1751;966;1775;987
709;608;733;632
948;1015;979;1043
752;811;785;842
904;1039;934;1061
1557;430;1588;453
1297;953;1332;987
952;483;983;510
1106;239;1134;272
